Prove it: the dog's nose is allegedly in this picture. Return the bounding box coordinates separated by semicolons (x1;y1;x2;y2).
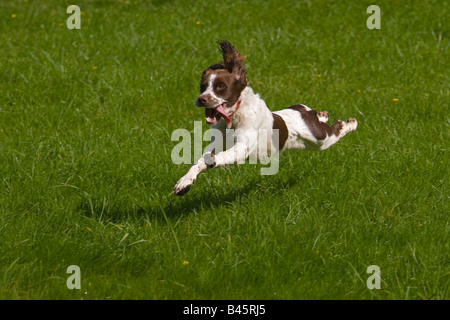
199;95;208;105
196;94;210;107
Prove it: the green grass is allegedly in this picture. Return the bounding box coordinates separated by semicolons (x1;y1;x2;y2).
0;0;448;299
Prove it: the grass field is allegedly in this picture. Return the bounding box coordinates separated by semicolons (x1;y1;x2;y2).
0;0;448;300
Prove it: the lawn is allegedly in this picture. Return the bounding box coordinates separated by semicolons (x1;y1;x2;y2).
0;0;448;300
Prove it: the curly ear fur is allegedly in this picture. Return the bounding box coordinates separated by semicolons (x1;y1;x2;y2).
218;40;247;86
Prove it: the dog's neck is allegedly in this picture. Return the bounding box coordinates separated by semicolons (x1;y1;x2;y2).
228;86;272;129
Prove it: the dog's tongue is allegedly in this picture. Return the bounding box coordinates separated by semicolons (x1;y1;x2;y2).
216;104;231;124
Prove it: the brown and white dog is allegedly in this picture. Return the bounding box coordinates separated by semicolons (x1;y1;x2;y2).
173;41;357;195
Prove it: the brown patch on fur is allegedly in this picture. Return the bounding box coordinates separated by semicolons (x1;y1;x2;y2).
200;69;227;93
288;105;342;139
199;42;247;102
219;42;245;70
272;113;289;150
198;69;245;108
218;41;247;88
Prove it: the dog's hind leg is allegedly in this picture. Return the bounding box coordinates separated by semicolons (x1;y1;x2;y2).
317;111;329;123
317;118;358;150
337;118;358;138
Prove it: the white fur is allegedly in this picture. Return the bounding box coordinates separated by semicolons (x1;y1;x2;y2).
174;86;357;195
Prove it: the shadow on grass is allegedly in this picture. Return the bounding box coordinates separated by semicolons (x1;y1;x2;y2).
78;172;301;224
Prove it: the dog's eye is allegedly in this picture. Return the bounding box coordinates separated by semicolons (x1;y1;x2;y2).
217;83;226;90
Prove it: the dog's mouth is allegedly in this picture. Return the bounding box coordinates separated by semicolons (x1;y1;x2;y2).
205;102;230;125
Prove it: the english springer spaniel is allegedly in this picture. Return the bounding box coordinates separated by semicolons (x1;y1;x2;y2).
174;41;357;195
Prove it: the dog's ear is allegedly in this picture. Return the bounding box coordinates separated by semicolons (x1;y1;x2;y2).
218;41;247;86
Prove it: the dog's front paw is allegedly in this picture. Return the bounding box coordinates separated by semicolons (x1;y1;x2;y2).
173;175;196;196
174;183;191;196
203;152;216;168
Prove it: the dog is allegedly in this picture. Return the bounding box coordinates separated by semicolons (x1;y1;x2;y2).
173;41;357;196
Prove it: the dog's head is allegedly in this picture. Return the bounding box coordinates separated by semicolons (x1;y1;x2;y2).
195;41;247;125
